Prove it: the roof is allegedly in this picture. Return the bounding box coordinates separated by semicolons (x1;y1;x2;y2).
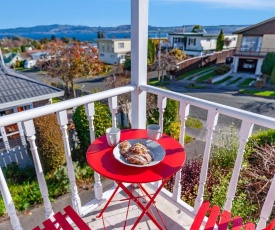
97;38;131;42
3;53;23;64
0;62;64;110
168;33;235;37
233;17;275;35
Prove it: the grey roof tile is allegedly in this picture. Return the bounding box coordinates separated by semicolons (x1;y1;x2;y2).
0;68;63;106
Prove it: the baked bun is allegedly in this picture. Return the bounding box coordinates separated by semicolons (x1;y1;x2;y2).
128;142;148;155
119;140;131;157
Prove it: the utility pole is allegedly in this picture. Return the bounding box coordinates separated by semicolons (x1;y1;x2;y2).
158;29;161;81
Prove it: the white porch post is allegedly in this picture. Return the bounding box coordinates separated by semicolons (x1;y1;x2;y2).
57;111;82;216
0;167;22;230
13;108;27;147
130;0;148;129
23;119;54;219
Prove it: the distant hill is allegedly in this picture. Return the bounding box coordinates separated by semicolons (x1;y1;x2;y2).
0;24;248;35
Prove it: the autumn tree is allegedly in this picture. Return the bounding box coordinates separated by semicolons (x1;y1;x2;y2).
148;39;156;65
216;30;224;51
44;41;105;98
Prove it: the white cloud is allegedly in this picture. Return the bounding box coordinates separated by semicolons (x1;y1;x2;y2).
154;0;275;9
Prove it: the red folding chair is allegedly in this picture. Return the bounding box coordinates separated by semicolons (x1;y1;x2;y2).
33;205;91;230
190;201;275;230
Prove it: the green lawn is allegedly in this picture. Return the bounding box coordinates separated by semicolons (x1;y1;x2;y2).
214;76;233;85
196;71;216;83
177;66;212;81
186;117;203;129
227;77;242;85
238;78;255;87
239;89;275;97
52;97;63;103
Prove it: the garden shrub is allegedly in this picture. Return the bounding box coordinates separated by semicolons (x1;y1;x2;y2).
214;65;230;75
164;121;193;144
72;102;112;164
34;114;66;173
270;65;275;85
146;89;178;133
261;52;275;76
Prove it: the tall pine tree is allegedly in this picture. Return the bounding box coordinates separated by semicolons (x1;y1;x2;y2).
216;30;224;51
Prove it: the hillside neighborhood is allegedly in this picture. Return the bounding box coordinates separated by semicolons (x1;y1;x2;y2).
0;7;275;230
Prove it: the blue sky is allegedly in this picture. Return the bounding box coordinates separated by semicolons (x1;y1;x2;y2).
0;0;274;29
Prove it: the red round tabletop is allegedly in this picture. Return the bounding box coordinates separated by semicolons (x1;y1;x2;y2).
86;129;186;183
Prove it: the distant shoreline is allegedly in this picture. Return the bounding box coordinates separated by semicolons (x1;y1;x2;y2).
0;32;168;41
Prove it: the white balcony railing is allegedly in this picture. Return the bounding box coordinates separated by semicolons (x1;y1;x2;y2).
0;83;275;229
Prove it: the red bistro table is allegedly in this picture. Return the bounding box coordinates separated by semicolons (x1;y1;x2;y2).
86;129;186;229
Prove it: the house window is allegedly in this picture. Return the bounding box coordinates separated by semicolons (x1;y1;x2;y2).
101;43;105;52
110;54;116;58
100;54;104;57
118;43;124;48
207;38;211;42
188;38;196;46
241;36;262;52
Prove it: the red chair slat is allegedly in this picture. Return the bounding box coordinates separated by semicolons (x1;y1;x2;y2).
63;205;91;230
190;201;211;230
42;218;58;229
32;227;42;230
218;210;231;230
244;222;255;230
232;216;243;230
54;211;74;230
205;205;220;230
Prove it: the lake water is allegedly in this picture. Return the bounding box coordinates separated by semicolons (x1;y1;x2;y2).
0;32;168;41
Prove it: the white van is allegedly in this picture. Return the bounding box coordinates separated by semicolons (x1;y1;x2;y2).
24;60;37;69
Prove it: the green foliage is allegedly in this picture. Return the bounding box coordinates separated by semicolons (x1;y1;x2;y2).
72;102;112;163
216;29;224;51
3;163;36;184
34;114;66;173
261;52;275;75
148;39;156;65
186;117;203;129
214;65;230;75
164;121;193;144
211;124;239;168
21;45;26;52
61;37;70;44
97;31;104;39
0;162;94;215
192;25;202;32
146;91;178;134
271;65;275;85
123;57;131;71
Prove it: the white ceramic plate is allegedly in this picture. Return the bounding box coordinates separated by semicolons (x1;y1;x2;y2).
113;139;166;167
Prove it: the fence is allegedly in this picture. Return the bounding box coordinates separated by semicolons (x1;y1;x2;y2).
175;49;235;78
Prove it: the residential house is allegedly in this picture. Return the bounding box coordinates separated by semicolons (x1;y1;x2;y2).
97;38;131;64
168;31;237;56
232;17;275;75
3;52;25;67
0;50;64;151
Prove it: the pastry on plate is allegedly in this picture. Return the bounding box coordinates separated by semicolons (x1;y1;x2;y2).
119;140;132;157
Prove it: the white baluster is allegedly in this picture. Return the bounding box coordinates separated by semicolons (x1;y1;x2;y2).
194;110;219;212
172;102;190;201
157;96;167;133
23;119;54;219
0;126;10;151
224;121;254;211
257;175;275;229
57;111;82;216
17;122;27;147
0;167;22;230
108;96;118;128
85;103;103;200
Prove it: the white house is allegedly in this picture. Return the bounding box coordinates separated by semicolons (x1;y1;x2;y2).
168;31;237;56
3;52;25;67
97;38;131;64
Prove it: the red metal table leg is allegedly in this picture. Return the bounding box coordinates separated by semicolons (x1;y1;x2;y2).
96;184;120;218
118;178;169;230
